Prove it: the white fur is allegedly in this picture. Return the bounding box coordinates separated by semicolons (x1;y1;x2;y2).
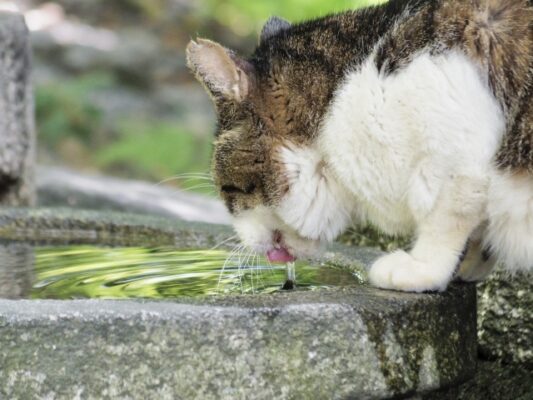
275;145;354;242
233;206;322;260
484;171;533;273
319;51;504;234
232;145;350;259
318;50;507;291
233;49;533;291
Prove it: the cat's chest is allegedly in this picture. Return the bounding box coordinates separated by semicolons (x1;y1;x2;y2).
317;50;504;234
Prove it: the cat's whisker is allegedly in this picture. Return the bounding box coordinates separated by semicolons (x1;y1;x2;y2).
217;245;237;289
156;173;213;186
254;253;265;288
236;245;249;294
239;246;250;293
244;249;255;293
181;183;216;192
217;244;244;292
235;244;248;292
209;234;238;251
162;184;217;196
240;248;254;292
165;171;211;178
267;261;276;277
159;175;213;183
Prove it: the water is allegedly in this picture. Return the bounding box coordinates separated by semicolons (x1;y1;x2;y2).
282;261;296;290
16;246;364;299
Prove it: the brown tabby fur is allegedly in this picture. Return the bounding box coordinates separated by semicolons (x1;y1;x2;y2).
187;0;533;214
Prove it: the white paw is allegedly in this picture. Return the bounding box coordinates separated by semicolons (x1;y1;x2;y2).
369;250;452;292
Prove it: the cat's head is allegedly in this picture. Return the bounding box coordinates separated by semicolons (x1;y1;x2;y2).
186;17;353;262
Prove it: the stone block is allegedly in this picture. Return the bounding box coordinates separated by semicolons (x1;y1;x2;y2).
0;12;35;206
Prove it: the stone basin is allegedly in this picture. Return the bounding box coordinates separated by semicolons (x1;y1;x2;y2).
0;208;476;400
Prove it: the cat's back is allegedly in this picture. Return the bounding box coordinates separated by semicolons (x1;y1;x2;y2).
251;0;532;170
316;0;532;231
342;0;532;171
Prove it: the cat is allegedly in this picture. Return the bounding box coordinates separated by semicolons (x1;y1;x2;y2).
186;0;533;292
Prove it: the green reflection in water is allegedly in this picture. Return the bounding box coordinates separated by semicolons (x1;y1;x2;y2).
31;247;362;299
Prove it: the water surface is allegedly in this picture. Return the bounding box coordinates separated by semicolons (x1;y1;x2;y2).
23;246;363;299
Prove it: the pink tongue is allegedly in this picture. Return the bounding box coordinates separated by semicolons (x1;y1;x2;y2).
267;247;296;263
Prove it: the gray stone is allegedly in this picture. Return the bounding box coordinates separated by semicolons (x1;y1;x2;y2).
424;360;533;400
341;225;533;369
0;12;35;206
0;243;34;299
0;207;477;399
0;207;232;248
0;289;476;400
36;167;231;225
477;267;532;366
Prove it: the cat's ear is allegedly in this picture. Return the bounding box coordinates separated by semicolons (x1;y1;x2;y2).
186;38;253;102
261;16;291;42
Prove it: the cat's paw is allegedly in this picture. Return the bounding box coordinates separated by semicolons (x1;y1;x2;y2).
369;250;451;292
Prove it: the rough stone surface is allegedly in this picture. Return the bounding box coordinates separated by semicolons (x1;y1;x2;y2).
36;166;230;225
425;360;533;400
477;267;532;366
0;242;33;299
0;12;35;205
0;207;233;249
341;219;533;372
0;287;476;400
0;207;478;399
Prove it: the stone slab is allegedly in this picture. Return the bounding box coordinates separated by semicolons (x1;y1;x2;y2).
0;286;476;400
0;208;477;399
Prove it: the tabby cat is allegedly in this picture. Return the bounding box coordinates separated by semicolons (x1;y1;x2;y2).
187;0;533;292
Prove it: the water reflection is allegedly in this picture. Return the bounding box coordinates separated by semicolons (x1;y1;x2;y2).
0;243;34;299
0;244;363;299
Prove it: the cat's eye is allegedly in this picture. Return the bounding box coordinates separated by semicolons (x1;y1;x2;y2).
221;183;256;195
221;185;244;194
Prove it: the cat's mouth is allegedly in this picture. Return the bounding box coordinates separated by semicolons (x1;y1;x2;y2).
266;230;296;263
267;247;295;263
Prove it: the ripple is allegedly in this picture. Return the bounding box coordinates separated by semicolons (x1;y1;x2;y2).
31;246;362;299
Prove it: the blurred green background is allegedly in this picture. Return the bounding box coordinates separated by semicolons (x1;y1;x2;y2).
15;0;385;194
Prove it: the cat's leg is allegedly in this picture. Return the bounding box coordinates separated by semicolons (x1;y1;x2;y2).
483;171;533;273
369;175;488;292
457;224;497;281
457;242;496;282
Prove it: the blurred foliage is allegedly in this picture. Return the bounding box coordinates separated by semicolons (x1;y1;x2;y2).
202;0;387;36
95;121;212;191
116;0;165;20
35;72;113;146
36;72;214;192
35;0;387;194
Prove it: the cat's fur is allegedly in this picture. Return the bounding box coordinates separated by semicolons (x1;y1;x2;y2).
187;0;533;292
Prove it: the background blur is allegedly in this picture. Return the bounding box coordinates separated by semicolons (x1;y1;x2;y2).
2;0;384;196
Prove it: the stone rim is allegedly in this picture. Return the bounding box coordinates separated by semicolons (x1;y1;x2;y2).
0;208;477;399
